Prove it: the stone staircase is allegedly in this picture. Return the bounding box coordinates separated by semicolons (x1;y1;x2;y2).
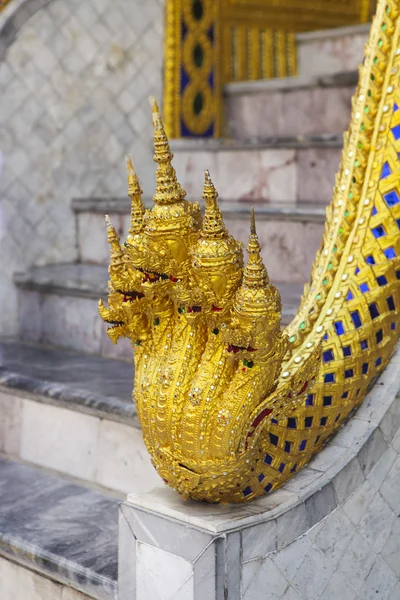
0;24;368;600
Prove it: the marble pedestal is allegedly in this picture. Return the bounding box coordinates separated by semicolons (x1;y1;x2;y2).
118;348;400;600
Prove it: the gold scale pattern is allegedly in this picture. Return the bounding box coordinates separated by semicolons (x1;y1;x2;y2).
100;0;400;503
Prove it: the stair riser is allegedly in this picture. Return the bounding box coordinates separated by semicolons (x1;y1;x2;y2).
75;210;323;285
0;389;159;495
0;559;94;600
225;85;354;138
172;146;341;204
297;25;369;77
16;289;132;360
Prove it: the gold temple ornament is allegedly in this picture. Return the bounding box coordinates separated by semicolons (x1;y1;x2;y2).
100;0;400;503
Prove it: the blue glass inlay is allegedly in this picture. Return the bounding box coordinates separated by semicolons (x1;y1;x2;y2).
305;416;313;427
323;349;334;362
372;206;378;216
369;303;380;319
360;339;368;350
243;486;252;496
180;66;190;91
271;418;278;424
299;440;307;451
181;20;188;38
396;270;400;280
306;394;314;406
278;463;285;473
351;310;362;328
391;322;396;330
366;255;376;265
290;464;297;473
362;362;369;374
384;247;396;259
394;103;399;112
384;190;400;207
377;275;387;286
387;296;395;311
284;441;291;453
372;225;386;238
323;396;332;406
324;373;335;383
343;346;352;357
180;117;214;138
334;321;345;335
258;473;264;482
287;418;296;429
323;333;329;341
345;368;354;378
397;219;400;229
381;161;391;178
342;391;349;398
360;282;369;293
264;483;273;493
376;357;382;367
376;329;383;344
392;124;400;139
269;433;278;446
347;290;354;301
320;417;327;426
355;267;360;275
263;453;273;465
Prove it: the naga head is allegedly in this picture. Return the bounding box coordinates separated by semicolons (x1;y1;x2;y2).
99;160;149;344
180;170;243;324
125;97;201;295
224;208;288;364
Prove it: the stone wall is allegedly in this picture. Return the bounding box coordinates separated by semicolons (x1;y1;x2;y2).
0;0;164;335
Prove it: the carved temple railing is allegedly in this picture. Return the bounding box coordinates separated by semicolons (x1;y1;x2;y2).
163;0;377;138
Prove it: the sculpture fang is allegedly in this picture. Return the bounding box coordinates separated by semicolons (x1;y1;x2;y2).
100;0;400;503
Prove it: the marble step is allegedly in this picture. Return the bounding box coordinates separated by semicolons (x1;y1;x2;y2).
296;24;369;78
73;197;324;286
0;339;159;495
0;456;118;600
13;263;131;360
13;263;303;354
170;135;342;205
224;70;358;138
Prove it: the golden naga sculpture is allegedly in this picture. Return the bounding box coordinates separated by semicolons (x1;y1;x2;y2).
100;0;400;503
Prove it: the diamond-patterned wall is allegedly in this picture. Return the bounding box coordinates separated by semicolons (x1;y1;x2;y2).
0;0;164;335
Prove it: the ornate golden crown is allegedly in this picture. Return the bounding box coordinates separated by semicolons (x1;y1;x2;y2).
100;0;400;503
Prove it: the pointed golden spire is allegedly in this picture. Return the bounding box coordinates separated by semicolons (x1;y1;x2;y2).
149;96;186;205
242;207;269;289
105;214;124;266
232;208;281;317
126;155;145;236
201;170;228;238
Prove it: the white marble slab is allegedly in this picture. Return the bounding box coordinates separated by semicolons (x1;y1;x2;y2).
136;542;194;600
